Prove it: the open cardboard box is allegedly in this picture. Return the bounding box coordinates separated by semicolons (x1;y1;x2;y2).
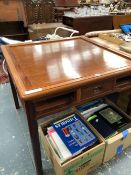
39;111;105;175
75;99;131;163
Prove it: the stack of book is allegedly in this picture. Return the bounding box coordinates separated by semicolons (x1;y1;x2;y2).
77;100;130;139
77;100;108;119
87;106;130;139
47;113;98;162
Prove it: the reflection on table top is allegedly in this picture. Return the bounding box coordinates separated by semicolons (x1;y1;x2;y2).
1;36;131;100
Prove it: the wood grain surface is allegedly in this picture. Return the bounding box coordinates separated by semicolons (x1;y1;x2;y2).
1;36;131;100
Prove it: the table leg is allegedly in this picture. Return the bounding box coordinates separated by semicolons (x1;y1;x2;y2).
8;72;20;109
25;101;43;175
127;94;131;115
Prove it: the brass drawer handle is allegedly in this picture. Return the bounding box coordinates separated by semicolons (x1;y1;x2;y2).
93;85;103;93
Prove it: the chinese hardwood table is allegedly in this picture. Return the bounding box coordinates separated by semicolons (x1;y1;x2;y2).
1;36;131;175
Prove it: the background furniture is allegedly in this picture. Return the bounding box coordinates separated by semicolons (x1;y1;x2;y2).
24;0;55;24
113;14;131;29
0;0;27;26
54;0;78;6
63;14;131;35
54;7;72;22
0;0;28;40
0;21;28;41
85;29;131;56
63;15;113;35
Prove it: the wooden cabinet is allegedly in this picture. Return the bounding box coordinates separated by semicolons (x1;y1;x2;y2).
0;0;28;40
54;0;78;6
63;15;113;35
0;0;27;26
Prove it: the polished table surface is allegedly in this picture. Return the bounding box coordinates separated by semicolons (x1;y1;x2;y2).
1;36;131;175
2;36;131;100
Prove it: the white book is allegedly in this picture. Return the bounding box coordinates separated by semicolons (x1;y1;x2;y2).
81;104;107;118
47;127;72;162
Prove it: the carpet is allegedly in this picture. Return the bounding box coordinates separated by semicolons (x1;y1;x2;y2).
0;59;9;84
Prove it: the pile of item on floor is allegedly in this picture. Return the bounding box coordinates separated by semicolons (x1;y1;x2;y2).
39;98;131;175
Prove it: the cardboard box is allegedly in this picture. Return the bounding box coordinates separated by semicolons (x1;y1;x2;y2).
103;127;131;162
39;112;105;175
28;23;73;40
76;99;131;163
102;99;131;162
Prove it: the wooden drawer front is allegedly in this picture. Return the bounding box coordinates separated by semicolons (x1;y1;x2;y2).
81;79;114;100
34;92;75;118
115;74;131;90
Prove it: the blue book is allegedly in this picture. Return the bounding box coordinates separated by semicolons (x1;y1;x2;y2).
51;113;97;155
77;100;103;113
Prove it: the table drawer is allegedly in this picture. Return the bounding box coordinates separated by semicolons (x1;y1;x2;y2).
35;92;75;117
81;79;114;100
115;74;131;90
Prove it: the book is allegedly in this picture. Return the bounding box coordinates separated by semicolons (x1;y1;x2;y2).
47;126;72;161
77;100;103;113
77;100;107;118
87;114;117;139
87;106;130;139
99;107;122;124
98;107;129;130
51;113;97;155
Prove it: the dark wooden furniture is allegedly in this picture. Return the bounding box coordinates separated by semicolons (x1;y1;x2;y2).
54;0;78;6
0;21;28;41
63;15;114;35
24;0;55;24
54;7;72;22
23;0;78;24
1;36;131;175
63;14;131;35
0;0;27;26
0;0;28;40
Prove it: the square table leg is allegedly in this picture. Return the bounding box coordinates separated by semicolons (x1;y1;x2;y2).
8;72;43;175
8;72;20;109
24;101;43;175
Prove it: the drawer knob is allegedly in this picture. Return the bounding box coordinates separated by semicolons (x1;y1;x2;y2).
93;85;103;94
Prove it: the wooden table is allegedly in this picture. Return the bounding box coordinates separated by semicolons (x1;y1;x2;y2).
1;36;131;175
